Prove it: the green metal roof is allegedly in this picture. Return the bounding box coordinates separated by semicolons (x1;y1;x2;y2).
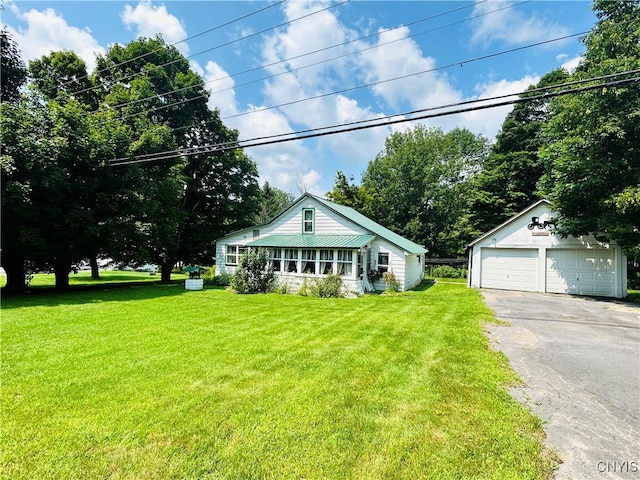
309;194;428;254
216;192;428;255
247;234;376;249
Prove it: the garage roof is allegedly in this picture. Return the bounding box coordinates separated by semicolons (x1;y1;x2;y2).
468;199;551;247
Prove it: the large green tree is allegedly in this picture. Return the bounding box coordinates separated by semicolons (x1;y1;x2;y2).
0;28;27;104
329;126;489;257
24;51;135;288
1;97;47;292
1;29;33;292
94;36;260;280
540;0;640;255
466;69;570;235
255;182;295;224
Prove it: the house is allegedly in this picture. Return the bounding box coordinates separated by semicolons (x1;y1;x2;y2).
216;193;427;293
468;200;627;298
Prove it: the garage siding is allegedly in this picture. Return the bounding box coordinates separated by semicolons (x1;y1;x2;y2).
546;249;615;297
469;201;626;298
480;248;538;292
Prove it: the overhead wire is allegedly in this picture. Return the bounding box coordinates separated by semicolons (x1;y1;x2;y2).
88;0;488;117
97;26;581;132
87;0;527;125
133;30;586;135
63;0;349;102
108;70;640;166
55;0;287;98
219;31;587;122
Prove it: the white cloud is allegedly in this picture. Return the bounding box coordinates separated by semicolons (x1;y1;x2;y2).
121;1;188;55
470;1;570;47
317;95;391;170
7;6;105;72
357;26;462;111
224;106;315;195
204;61;238;116
560;55;583;73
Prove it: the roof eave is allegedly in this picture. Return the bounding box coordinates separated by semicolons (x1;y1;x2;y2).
468;199;552;247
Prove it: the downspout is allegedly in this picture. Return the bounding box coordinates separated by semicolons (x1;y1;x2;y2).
467;246;472;288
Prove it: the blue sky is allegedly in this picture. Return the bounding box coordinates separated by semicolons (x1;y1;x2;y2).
3;0;596;195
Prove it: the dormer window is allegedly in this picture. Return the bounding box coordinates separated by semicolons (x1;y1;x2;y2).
302;208;314;234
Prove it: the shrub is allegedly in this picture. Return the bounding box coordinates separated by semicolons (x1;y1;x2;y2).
429;265;467;279
201;266;217;285
382;271;400;292
213;273;231;286
230;249;274;294
628;273;640;290
301;274;343;298
272;282;290;294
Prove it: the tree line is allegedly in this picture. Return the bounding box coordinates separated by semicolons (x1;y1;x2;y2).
327;0;639;261
1;33;291;292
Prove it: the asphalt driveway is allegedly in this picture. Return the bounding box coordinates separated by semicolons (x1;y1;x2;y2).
482;290;640;480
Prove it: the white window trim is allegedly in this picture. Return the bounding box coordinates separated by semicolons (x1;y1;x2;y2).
302;208;315;234
225;245;247;266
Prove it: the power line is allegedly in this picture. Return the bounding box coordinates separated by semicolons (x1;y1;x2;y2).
55;0;286;98
108;71;640;166
219;31;586;122
110;28;583;135
90;0;488;117
64;0;349;101
87;0;528;125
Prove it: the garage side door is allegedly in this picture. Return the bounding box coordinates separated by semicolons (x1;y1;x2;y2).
480;248;538;292
546;249;614;296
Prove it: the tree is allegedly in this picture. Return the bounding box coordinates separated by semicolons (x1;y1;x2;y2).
23;51;134;288
354;125;489;257
466;69;570;235
1;31;34;292
256;182;294;223
94;36;260;281
29;50;97;108
326;171;367;211
0;97;48;292
0;28;27;104
540;0;640;255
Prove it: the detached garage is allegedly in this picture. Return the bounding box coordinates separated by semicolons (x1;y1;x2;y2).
468;200;627;298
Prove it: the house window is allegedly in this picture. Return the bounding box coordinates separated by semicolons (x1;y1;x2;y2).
226;245;247;265
378;253;389;275
269;248;282;272
302;249;316;274
337;250;353;277
302;208;314;234
320;249;333;275
285;248;298;273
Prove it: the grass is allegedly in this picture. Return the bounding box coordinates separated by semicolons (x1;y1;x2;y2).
425;276;467;284
627;289;640;303
1;282;557;479
0;270;188;289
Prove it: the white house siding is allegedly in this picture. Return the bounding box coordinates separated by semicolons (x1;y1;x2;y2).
370;240;407;291
404;254;426;290
273;272;364;295
267;199;368;236
215;194;427;293
468;201;627;298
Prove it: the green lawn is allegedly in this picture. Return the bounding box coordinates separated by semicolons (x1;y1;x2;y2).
0;270;188;289
1;283;556;479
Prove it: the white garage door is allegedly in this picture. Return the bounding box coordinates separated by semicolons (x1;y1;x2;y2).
546;249;615;296
481;248;538;292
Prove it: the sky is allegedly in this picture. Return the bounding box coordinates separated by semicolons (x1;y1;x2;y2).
2;0;597;195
